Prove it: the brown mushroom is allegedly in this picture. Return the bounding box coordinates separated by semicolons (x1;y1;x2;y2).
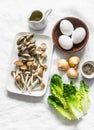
42;64;47;70
40;82;45;89
33;62;38;69
26;33;34;41
36;46;43;55
41;53;47;59
17;36;24;45
14;60;23;66
20;65;27;70
37;67;44;77
27;61;33;66
15;74;21;81
40;43;47;51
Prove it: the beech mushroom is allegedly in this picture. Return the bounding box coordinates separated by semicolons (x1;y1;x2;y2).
27;61;33;66
17;36;24;45
14;60;23;66
40;82;45;89
20;65;27;70
36;47;43;55
37;67;44;77
39;53;47;65
11;33;47;93
26;33;34;41
40;43;47;51
42;64;47;70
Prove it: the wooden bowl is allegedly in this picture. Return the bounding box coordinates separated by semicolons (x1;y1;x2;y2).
52;17;89;53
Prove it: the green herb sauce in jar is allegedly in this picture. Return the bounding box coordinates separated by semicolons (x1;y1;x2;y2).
29;11;43;21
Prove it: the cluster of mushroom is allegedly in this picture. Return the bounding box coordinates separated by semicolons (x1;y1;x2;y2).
11;33;47;93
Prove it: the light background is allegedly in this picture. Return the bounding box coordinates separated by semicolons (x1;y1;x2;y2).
0;0;94;130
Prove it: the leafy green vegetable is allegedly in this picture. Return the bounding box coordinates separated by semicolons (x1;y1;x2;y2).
48;74;90;120
48;95;76;120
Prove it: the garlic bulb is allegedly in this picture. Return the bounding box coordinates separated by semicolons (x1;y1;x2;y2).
57;59;69;70
67;68;79;78
68;56;80;67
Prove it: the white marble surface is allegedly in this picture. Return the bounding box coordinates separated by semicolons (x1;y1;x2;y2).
0;0;94;130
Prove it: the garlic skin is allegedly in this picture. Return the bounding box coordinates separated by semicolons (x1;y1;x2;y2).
60;20;74;36
68;56;80;67
57;59;69;71
67;68;79;79
58;35;73;50
72;27;86;44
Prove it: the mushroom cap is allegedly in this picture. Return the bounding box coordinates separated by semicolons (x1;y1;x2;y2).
22;53;30;58
27;61;33;66
14;60;23;66
26;33;34;41
31;69;36;73
41;53;47;58
15;75;21;80
40;43;47;51
40;82;45;88
25;71;31;75
20;65;27;70
36;47;43;54
42;64;47;70
17;36;24;45
33;62;38;68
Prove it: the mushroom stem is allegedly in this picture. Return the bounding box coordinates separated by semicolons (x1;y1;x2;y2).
24;74;29;91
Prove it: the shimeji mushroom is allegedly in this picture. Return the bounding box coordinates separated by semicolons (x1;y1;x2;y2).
14;60;23;67
21;53;31;59
15;74;24;90
17;36;24;45
39;53;47;65
42;64;47;70
20;65;27;70
37;67;44;77
17;44;22;50
27;43;36;50
23;71;31;91
20;46;27;52
27;61;33;66
26;33;34;41
11;71;16;78
36;46;43;55
31;75;42;90
40;43;47;51
40;82;45;89
25;41;31;46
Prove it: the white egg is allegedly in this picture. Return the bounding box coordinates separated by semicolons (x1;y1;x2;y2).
60;20;74;36
72;27;86;44
58;35;73;50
